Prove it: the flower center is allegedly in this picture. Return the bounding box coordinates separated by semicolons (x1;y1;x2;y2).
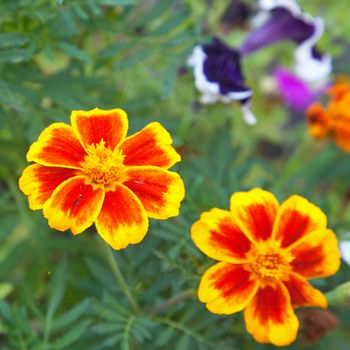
248;242;293;281
81;140;124;186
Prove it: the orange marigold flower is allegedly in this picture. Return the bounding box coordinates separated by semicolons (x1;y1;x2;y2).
19;108;185;250
306;81;350;152
191;188;340;346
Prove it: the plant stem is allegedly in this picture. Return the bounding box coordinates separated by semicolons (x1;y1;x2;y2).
99;238;141;314
148;289;196;315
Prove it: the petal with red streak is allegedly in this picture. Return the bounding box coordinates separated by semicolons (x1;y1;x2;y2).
191;208;252;263
122;166;184;219
120;122;181;169
198;262;259;315
283;272;327;308
273;195;327;248
306;103;332;138
230;188;279;242
27;123;86;169
19;164;78;210
71;108;128;150
96;183;149;250
289;229;340;279
244;282;299;346
43;176;104;235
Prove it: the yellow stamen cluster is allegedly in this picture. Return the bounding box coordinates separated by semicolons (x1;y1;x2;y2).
81;140;125;186
249;242;293;281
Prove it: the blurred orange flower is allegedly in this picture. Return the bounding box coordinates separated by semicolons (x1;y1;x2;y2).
191;188;340;346
306;81;350;152
19;108;185;250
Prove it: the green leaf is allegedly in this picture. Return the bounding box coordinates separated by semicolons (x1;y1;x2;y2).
56;42;92;62
0;33;30;49
85;258;120;293
50;320;92;350
0;49;32;63
99;41;136;59
176;334;190;350
161;59;178;97
52;298;92;332
0;80;27;110
149;10;190;37
102;333;124;347
0;300;13;323
113;48;152;69
137;0;173;26
47;258;68;321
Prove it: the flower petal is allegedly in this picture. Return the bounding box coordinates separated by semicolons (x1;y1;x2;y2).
273;195;327;248
96;183;149;250
306;103;332;137
240;6;314;55
289;229;341;279
230;188;279;242
283;272;327;308
71;108;128;150
26;123;86;169
122;166;184;219
120;122;180;169
43;176;104;235
191;208;252;263
198;262;259;315
334;122;350;152
19;164;78;210
187;39;252;104
244;282;299;346
274;67;318;111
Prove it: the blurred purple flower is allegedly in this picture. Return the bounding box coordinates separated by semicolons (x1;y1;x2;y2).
244;0;332;88
187;38;256;125
187;0;331;124
273;67;325;111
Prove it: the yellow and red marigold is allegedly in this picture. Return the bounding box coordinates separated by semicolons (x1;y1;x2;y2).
306;81;350;152
19;108;185;250
191;188;340;346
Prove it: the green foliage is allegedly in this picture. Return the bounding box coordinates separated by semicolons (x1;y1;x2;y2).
0;0;350;349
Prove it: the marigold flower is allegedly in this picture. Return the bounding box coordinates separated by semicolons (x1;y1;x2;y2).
191;188;340;346
19;108;185;250
306;81;350;152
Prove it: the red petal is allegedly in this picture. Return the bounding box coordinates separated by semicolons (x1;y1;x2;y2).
244;282;299;346
27;123;86;168
289;229;340;279
122;166;184;219
43;176;104;234
198;262;259;314
273;195;327;248
19;164;78;210
71;108;128;150
230;188;279;242
120;122;181;169
191;208;252;263
96;183;149;250
283;272;327;308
